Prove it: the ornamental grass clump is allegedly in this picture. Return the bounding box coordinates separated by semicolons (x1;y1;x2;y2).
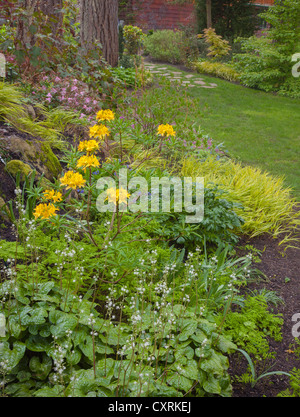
181;156;300;243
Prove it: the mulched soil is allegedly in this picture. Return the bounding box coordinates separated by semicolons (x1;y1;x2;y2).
229;231;300;397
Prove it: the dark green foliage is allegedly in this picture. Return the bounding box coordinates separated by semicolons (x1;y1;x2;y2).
233;0;300;97
196;0;258;40
150;186;244;252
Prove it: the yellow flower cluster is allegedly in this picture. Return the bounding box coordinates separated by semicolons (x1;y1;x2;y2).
34;110;120;219
106;187;131;205
78;140;100;154
96;109;115;122
34;188;63;220
60;171;86;190
157;124;176;138
43;189;63;203
77;155;100;171
33;203;58;220
34;203;58;220
89;124;110;140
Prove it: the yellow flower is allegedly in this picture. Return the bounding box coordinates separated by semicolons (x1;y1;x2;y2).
77;155;100;171
34;203;58;220
60;171;86;190
78;140;99;154
43;189;63;203
89;124;110;139
157;124;176;137
106;188;131;205
96;109;115;122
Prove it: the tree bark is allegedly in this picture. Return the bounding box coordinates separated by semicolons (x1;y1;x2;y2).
206;0;212;28
39;0;63;39
80;0;119;67
16;0;63;47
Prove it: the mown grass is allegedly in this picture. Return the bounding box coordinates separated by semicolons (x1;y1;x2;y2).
148;64;300;200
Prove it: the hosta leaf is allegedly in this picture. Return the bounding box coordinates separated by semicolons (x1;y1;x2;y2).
178;320;198;342
199;351;226;376
166;372;193;393
66;348;82;365
29;354;52;380
49;310;78;338
20;307;48;326
0;341;26;370
214;334;237;353
26;334;51;353
191;329;207;345
203;374;222;395
34;385;64;397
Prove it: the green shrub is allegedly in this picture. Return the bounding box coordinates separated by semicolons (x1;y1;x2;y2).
143;30;186;64
233;0;300;97
150;185;244;252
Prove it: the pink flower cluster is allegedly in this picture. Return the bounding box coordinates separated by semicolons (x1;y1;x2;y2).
31;74;102;122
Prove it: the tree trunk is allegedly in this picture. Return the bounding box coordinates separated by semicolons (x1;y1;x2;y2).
206;0;212;28
16;0;63;47
80;0;119;67
39;0;63;39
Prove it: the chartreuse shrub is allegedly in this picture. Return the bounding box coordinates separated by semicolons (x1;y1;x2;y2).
191;60;240;82
189;28;240;82
181;156;300;242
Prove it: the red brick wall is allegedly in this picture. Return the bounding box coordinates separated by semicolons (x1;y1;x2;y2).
128;0;197;31
252;0;274;5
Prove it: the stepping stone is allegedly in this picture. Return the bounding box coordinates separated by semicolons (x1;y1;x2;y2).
181;81;191;84
157;67;168;70
201;85;216;89
151;70;163;73
188;84;196;88
171;72;182;75
194;80;207;85
209;83;218;87
185;74;194;78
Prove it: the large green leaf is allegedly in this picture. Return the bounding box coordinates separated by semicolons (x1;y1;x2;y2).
29;354;52;380
0;341;26;369
49;310;78;338
199;351;227;376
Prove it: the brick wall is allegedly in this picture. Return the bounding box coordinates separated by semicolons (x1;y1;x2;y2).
252;0;274;5
122;0;197;31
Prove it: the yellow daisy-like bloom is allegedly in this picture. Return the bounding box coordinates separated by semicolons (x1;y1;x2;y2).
43;189;63;203
106;188;131;205
89;124;110;139
157;124;176;137
78;140;99;154
96;109;115;122
60;171;86;190
34;203;58;220
77;155;100;171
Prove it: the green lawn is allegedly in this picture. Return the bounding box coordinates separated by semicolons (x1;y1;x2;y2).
149;64;300;200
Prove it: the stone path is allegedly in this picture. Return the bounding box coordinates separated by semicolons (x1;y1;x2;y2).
144;63;218;90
